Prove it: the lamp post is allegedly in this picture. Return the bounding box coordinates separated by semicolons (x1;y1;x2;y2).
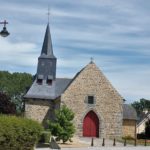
0;20;10;37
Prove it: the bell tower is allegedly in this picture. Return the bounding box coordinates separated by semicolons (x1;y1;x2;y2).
36;23;57;84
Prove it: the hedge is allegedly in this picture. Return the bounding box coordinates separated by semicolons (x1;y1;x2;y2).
0;115;43;150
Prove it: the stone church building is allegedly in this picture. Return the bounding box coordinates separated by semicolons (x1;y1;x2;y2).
24;23;137;138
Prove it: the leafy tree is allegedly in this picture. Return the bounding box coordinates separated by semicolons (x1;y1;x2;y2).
48;105;75;143
0;92;16;114
145;119;150;139
131;98;150;117
0;71;32;114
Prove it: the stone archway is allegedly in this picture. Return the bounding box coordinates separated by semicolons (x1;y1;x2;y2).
83;110;99;137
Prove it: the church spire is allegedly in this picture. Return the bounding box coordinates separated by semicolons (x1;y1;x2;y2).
37;23;57;81
40;23;55;58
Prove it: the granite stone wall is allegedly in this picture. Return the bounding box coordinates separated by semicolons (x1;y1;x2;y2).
61;62;123;138
25;99;56;125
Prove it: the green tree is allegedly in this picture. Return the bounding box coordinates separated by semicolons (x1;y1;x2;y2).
145;119;150;139
48;105;75;143
0;92;16;114
131;98;150;117
0;71;32;114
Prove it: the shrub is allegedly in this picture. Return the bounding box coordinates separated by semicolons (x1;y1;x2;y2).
39;131;51;143
0;115;43;150
47;105;75;143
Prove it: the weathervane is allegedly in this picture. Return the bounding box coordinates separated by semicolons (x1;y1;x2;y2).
0;20;10;37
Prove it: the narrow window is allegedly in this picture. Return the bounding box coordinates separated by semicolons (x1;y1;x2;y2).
37;75;43;85
37;79;42;84
47;79;52;85
88;96;94;104
47;75;53;85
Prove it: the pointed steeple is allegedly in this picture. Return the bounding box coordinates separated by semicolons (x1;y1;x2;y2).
40;23;55;58
36;23;57;81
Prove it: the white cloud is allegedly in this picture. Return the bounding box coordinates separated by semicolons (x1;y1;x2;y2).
0;39;38;68
0;0;150;103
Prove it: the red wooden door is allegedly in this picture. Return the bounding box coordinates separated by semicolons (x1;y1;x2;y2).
83;111;99;137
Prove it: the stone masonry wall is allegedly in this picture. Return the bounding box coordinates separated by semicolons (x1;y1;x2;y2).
25;99;54;125
61;62;123;138
123;119;136;138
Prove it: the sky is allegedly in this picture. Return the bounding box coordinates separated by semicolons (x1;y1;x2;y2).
0;0;150;103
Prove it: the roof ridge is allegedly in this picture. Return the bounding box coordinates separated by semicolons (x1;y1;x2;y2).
56;77;72;80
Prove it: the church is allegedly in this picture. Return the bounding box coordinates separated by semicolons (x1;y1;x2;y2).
24;23;137;138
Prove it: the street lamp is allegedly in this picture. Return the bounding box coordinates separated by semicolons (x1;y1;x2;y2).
0;20;10;37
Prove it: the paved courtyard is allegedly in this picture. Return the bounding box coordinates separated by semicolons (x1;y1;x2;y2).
35;137;150;150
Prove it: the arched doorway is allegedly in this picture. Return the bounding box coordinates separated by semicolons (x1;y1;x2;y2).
83;111;99;137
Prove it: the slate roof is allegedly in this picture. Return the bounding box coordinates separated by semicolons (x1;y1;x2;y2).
24;78;72;100
137;112;150;125
40;23;56;58
123;104;137;120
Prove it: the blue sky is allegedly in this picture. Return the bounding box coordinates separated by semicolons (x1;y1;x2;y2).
0;0;150;103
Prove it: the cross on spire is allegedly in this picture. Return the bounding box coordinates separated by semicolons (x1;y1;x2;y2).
47;6;50;23
90;57;94;64
91;57;94;62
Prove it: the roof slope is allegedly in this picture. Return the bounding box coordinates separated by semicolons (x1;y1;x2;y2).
137;112;150;126
123;104;137;120
24;78;72;100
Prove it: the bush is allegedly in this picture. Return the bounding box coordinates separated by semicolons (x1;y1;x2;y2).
39;131;51;143
0;115;43;150
48;105;75;143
